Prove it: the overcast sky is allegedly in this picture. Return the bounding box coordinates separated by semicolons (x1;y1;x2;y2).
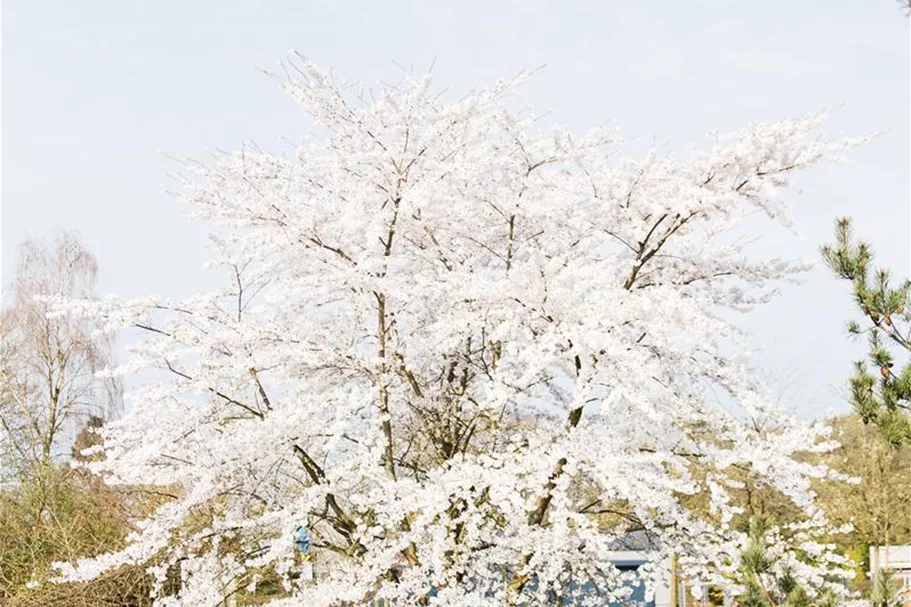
2;1;909;419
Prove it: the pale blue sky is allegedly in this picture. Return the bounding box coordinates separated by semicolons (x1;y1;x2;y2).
2;1;909;418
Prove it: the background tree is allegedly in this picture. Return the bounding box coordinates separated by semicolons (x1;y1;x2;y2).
0;232;122;495
818;415;911;547
813;415;911;594
0;234;156;605
55;58;862;607
822;218;911;447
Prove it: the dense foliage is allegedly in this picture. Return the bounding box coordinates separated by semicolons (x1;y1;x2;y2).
50;59;868;606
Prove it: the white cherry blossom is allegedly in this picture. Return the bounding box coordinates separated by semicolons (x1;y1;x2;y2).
54;56;863;607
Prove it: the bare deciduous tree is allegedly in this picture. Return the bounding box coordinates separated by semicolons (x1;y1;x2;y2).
0;233;121;506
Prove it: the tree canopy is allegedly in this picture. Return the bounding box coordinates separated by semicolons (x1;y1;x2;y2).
52;58;864;607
